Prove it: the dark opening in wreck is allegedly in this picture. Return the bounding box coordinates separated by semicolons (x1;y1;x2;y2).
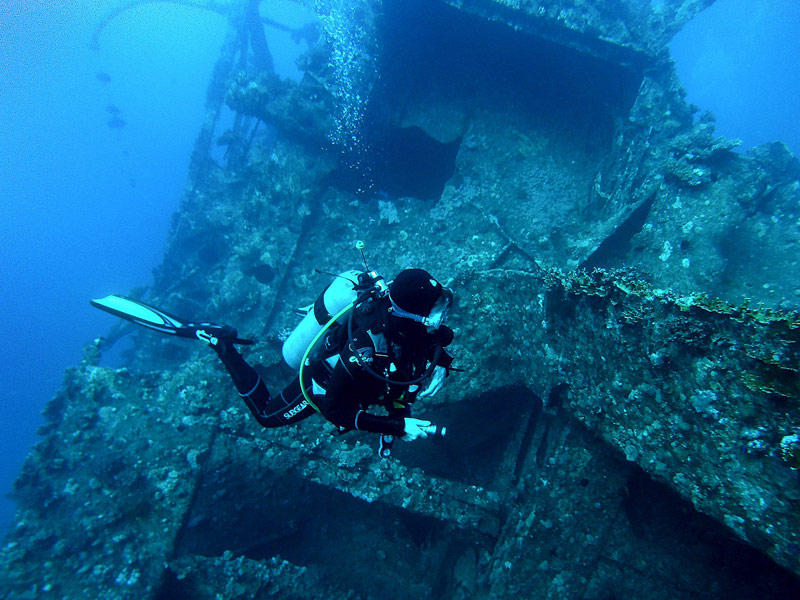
330;0;643;202
330;125;462;200
171;470;492;600
399;385;543;488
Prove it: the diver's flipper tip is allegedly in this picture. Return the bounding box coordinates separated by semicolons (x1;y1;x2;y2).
92;295;254;346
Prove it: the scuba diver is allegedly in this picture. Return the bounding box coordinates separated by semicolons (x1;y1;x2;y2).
92;260;456;455
213;267;454;443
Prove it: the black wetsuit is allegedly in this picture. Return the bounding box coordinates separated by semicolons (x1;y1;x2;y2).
215;304;453;437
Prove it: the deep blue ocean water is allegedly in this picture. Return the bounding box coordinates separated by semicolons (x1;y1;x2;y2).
670;0;800;154
0;0;798;540
0;0;313;538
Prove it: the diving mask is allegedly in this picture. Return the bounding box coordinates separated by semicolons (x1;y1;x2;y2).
389;287;453;331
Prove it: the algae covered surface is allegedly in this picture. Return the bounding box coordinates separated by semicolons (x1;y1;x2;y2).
3;0;800;598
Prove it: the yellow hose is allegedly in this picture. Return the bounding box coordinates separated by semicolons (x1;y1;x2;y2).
298;302;355;412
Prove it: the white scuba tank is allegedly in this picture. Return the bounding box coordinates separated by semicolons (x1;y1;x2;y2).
281;270;361;369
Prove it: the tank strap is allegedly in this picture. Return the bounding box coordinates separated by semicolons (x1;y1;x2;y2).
313;289;332;325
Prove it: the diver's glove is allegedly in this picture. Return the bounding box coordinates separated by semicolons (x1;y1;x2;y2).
418;366;447;399
402;418;433;441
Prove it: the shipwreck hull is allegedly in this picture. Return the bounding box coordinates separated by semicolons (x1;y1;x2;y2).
3;0;800;598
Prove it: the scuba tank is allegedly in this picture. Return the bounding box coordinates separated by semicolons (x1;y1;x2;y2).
281;269;361;370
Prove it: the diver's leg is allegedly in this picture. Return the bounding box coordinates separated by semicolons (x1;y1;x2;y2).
213;341;260;395
213;342;275;426
271;378;318;425
214;342;316;428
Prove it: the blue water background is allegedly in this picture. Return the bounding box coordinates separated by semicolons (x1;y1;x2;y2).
0;0;797;539
0;0;311;538
670;0;800;154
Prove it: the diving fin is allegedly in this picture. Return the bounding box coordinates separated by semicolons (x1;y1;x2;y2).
90;295;254;346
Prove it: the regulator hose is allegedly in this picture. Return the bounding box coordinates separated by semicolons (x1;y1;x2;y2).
297;301;355;412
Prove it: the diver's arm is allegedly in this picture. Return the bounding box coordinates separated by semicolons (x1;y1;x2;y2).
324;402;420;438
351;410;406;437
319;388;429;439
316;359;407;436
318;396;406;436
